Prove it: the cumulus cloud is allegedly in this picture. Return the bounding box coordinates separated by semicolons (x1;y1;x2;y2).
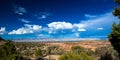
73;24;85;28
47;13;115;34
8;28;33;35
19;18;30;23
8;24;42;35
48;22;73;30
0;27;6;35
12;4;27;15
46;12;118;38
47;22;87;34
8;12;119;39
24;24;42;31
73;24;86;32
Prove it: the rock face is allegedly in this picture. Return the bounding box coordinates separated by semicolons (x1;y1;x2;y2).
45;40;110;51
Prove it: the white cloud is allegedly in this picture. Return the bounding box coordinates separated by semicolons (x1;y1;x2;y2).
32;25;42;31
19;18;30;23
8;12;119;39
73;24;86;32
46;12;118;37
8;28;34;35
73;24;85;28
36;15;47;19
97;28;103;30
48;22;73;30
47;22;87;34
47;13;115;33
81;12;119;29
41;15;47;19
85;14;97;18
35;12;51;19
78;28;86;31
74;33;79;37
71;12;116;32
37;34;44;37
37;34;45;38
12;4;27;15
0;27;6;35
24;24;42;31
8;24;42;35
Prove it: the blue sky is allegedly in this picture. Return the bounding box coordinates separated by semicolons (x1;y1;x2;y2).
0;0;119;40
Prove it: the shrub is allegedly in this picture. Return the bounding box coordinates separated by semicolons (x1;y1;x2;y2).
59;52;94;60
0;41;23;60
35;49;43;57
71;46;85;54
95;46;119;60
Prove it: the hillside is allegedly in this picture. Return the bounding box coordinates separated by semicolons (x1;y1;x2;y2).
44;40;111;51
15;40;111;51
2;40;114;60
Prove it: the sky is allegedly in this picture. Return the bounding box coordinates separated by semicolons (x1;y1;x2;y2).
0;0;119;40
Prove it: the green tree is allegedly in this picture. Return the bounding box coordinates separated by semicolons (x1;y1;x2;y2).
108;23;120;58
99;52;113;60
108;0;120;58
0;40;22;60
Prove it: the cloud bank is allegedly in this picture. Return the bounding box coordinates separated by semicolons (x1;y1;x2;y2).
7;12;119;39
8;24;42;35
